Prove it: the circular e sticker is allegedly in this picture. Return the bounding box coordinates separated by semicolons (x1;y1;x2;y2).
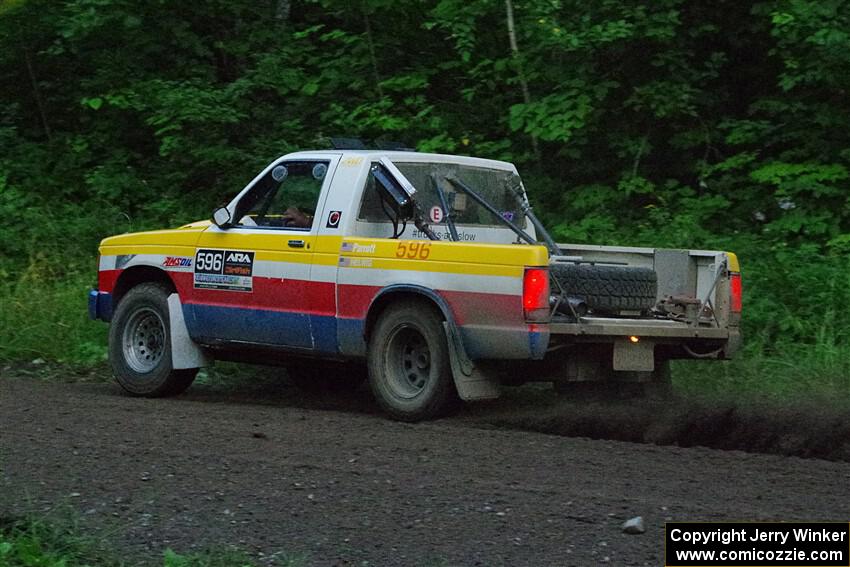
429;206;444;223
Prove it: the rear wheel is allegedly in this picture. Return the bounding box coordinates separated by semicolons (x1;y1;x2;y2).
367;302;457;421
109;282;197;397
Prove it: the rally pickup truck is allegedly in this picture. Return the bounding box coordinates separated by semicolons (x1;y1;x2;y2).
89;149;742;421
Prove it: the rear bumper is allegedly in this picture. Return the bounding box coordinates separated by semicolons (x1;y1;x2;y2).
549;317;731;339
548;317;741;359
88;290;113;322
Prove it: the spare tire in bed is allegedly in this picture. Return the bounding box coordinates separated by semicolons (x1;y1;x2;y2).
550;263;657;313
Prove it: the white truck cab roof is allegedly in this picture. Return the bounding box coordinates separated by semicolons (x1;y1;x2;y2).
281;150;518;173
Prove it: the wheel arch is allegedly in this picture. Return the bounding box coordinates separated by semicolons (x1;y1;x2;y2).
364;285;457;344
113;266;177;310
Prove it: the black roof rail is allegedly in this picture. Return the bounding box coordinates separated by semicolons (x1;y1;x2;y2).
330;137;368;150
328;137;417;152
373;140;416;152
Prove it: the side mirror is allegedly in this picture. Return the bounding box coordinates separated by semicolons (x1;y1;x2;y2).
212;206;232;229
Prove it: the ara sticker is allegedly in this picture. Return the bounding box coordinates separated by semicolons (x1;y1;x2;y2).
429;206;444;223
194;249;254;292
326;210;342;228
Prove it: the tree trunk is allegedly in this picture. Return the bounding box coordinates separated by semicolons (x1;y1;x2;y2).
23;46;51;142
363;9;384;99
275;0;290;22
505;0;539;160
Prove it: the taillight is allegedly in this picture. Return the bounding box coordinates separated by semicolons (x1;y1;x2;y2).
730;273;742;313
523;267;550;321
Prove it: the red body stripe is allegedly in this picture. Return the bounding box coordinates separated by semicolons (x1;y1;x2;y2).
440;290;522;326
101;268;521;326
188;276;336;315
98;270;121;293
337;284;381;319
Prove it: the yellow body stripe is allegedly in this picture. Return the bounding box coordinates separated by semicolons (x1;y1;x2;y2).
336;238;548;267
100;228;550;276
101;244;196;257
101;228;206;248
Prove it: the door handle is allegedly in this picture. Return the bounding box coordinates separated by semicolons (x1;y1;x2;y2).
288;239;305;248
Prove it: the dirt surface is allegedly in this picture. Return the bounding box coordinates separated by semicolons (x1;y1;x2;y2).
2;376;849;566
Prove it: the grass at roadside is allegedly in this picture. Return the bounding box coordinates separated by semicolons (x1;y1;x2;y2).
0;260;106;366
0;514;118;567
0;514;307;567
673;343;850;408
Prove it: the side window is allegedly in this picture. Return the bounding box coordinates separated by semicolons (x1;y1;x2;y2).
235;160;329;229
356;161;525;228
357;166;388;222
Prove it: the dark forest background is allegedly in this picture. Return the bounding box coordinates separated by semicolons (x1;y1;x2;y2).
0;0;847;398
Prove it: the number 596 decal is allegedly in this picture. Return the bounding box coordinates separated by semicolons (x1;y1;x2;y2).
194;248;255;292
395;242;431;260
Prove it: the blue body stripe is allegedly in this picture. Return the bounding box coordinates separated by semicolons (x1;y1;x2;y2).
337;318;367;356
310;314;340;353
188;304;337;351
92;291;547;360
185;304;543;360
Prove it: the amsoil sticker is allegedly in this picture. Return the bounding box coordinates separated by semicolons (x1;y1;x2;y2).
429;206;444;223
194;249;254;292
326;210;342;228
163;256;192;269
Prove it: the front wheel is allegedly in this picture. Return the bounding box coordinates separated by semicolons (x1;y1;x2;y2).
367;302;457;421
108;282;197;397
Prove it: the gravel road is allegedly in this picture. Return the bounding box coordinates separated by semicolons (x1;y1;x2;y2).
1;376;848;566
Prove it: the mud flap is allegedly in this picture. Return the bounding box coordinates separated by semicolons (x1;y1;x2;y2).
443;322;500;401
168;294;213;370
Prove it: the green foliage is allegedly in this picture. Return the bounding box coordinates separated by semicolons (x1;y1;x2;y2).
0;515;118;567
0;515;305;567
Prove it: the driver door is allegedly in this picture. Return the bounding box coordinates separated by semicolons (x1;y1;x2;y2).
187;155;339;349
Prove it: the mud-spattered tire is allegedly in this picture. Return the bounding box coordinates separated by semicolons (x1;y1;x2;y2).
109;282;197;397
550;264;657;313
367;302;457;422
